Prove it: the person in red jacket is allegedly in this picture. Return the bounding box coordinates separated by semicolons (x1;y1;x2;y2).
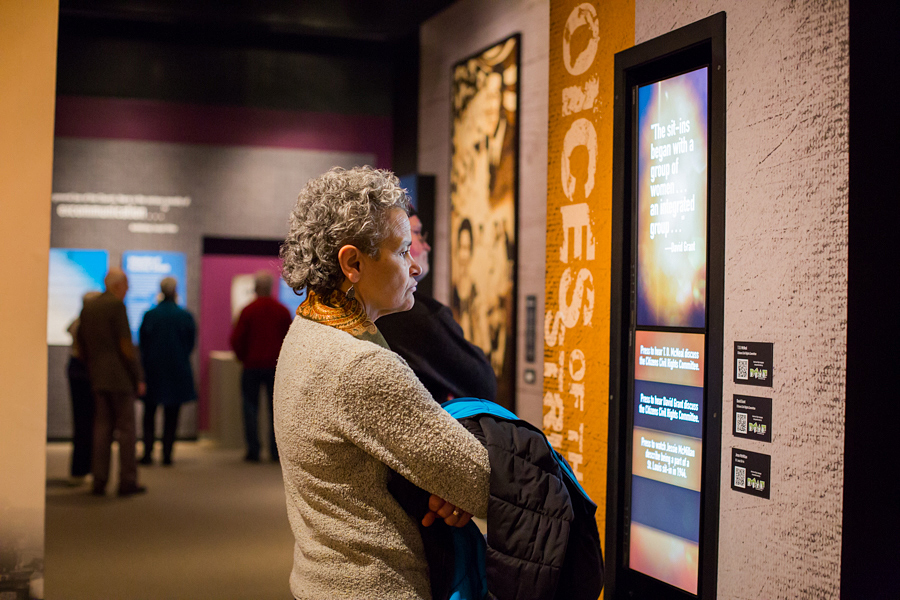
230;270;292;462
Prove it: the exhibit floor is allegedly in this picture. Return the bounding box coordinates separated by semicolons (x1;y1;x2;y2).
44;440;294;599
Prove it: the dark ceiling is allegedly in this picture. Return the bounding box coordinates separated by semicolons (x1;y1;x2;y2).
59;0;458;53
57;1;456;177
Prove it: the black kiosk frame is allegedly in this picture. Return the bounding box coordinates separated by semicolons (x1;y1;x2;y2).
606;13;725;600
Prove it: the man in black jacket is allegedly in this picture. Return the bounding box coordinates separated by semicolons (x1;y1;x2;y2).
379;209;497;404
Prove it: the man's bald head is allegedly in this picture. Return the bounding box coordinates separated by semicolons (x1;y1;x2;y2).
105;268;129;300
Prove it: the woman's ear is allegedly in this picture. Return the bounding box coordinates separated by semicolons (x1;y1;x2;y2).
337;245;363;284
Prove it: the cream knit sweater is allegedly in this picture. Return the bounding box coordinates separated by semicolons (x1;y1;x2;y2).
274;316;490;600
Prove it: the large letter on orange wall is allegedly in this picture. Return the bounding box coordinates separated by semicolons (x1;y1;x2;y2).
545;0;634;579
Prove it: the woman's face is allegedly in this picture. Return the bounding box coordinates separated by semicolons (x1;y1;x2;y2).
409;215;431;281
356;208;422;321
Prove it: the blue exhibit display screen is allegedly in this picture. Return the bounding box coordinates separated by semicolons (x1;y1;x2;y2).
47;248;109;346
279;279;306;316
123;251;188;341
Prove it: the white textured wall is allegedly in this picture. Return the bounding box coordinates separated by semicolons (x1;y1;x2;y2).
420;0;550;426
636;2;849;598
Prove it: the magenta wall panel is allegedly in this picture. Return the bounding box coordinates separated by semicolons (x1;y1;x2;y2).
198;255;285;430
55;96;392;169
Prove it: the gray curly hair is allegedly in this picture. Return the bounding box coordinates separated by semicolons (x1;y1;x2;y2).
281;166;410;296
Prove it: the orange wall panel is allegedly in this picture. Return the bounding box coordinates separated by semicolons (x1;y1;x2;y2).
544;0;634;562
0;0;59;581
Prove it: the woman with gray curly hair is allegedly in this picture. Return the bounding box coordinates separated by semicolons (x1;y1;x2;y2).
274;166;490;600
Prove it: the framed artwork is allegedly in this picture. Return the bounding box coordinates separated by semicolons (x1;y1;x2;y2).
450;33;520;409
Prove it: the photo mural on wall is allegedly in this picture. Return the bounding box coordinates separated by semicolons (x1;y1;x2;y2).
450;34;520;409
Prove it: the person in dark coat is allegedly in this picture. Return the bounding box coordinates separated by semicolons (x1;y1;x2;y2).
65;290;102;484
138;277;197;466
77;268;146;496
230;270;292;462
379;209;497;404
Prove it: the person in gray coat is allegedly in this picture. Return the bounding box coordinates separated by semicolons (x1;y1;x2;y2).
138;277;196;466
276;166;490;600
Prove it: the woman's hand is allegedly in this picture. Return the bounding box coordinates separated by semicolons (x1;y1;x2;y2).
421;494;472;528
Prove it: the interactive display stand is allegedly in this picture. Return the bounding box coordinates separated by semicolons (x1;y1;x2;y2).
607;13;725;599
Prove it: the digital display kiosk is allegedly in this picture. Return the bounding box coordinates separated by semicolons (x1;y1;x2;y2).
608;14;725;600
636;68;708;331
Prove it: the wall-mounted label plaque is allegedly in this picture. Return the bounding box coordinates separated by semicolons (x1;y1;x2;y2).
731;448;771;499
734;341;773;387
733;395;772;442
525;295;537;363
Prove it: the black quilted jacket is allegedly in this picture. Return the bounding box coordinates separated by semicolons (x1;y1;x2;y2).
458;412;604;600
389;411;604;600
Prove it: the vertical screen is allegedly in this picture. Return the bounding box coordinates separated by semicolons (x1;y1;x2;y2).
630;66;709;595
636;68;708;329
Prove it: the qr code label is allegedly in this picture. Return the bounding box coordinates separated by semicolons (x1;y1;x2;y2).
736;412;748;434
736;358;749;380
734;466;746;488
